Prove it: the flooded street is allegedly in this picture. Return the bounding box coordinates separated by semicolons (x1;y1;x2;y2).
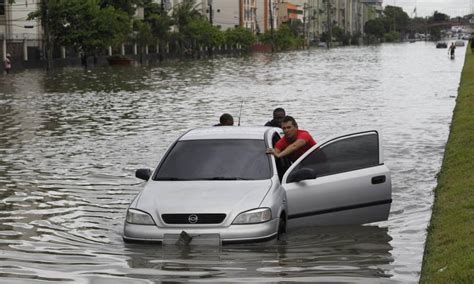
0;41;465;283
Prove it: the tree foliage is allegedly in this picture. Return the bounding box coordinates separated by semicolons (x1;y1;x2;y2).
132;19;154;46
99;0;142;17
383;5;409;32
172;0;203;33
432;11;450;22
364;5;408;42
225;27;256;49
29;0;131;55
275;24;301;51
364;18;386;38
184;18;224;48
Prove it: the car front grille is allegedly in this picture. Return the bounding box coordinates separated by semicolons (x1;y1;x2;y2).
161;213;226;224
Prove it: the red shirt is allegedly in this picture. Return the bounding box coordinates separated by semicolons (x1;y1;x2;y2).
275;130;317;162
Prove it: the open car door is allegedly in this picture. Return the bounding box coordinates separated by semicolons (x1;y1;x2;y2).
283;130;392;227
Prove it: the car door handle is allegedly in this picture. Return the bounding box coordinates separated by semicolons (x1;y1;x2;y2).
371;175;386;184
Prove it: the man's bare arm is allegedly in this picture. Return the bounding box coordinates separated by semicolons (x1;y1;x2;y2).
266;139;306;158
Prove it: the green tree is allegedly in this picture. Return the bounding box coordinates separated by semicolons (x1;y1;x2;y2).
99;0;143;17
225;27;256;49
172;0;203;33
364;18;385;38
384;31;401;42
287;19;303;37
427;11;450;41
433;11;449;22
274;24;298;51
409;17;429;34
258;24;301;51
383;5;409;32
131;19;154;62
29;0;131;67
183;18;224;53
143;0;163;17
331;26;350;45
142;0;172;60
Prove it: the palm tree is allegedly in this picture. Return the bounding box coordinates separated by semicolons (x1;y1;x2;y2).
172;0;203;32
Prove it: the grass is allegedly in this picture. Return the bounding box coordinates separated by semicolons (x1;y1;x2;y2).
419;45;474;282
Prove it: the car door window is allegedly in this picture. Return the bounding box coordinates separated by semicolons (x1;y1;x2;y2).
292;132;380;177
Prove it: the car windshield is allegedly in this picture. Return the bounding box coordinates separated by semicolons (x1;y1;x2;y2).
154;139;271;181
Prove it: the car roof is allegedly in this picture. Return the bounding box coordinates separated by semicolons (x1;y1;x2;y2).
180;126;280;141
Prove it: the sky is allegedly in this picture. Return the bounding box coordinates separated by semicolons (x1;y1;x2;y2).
383;0;473;18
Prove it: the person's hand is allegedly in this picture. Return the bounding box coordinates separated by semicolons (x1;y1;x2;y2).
266;148;279;158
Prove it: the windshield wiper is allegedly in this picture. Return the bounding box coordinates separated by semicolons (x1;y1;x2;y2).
156;177;252;181
200;177;251;180
155;177;189;181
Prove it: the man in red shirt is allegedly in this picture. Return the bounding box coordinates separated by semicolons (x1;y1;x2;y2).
266;116;316;162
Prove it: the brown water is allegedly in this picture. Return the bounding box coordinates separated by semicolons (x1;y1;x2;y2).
0;41;464;283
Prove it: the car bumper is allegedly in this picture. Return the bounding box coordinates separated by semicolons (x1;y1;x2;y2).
123;218;279;244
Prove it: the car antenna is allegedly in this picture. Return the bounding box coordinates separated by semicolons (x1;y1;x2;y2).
237;99;244;126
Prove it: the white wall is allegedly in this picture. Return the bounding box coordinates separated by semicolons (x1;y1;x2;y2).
1;0;40;40
210;0;239;30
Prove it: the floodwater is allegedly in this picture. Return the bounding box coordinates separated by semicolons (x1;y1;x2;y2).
0;41;465;283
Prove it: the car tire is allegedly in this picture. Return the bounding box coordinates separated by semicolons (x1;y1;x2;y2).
277;215;286;240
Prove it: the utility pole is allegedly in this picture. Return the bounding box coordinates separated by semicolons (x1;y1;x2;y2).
41;0;52;70
303;3;311;48
160;0;164;15
326;0;332;49
303;3;306;47
209;0;213;25
269;0;274;52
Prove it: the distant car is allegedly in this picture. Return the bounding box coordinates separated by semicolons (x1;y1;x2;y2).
436;42;448;48
123;127;392;244
455;40;465;47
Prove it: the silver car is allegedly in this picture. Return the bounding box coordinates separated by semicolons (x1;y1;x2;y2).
123;127;392;244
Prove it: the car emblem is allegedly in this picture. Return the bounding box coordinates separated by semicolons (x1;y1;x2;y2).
188;214;198;224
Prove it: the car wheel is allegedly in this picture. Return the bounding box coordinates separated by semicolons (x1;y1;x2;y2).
277;215;286;240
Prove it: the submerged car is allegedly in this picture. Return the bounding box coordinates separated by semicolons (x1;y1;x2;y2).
436;42;448;48
123;127;392;244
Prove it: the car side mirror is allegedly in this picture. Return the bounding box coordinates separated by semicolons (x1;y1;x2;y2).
287;168;317;183
135;168;152;181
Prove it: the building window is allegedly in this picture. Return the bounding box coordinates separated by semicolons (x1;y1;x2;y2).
0;0;5;16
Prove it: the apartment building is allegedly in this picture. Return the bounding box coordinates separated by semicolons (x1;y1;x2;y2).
360;0;383;14
276;2;304;27
256;0;277;34
1;0;41;60
306;0;379;42
168;0;256;32
240;0;257;32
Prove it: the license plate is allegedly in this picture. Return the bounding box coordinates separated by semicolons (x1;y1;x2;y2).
163;231;221;246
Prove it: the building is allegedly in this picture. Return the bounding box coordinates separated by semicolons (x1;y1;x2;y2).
1;0;42;61
360;0;382;15
305;0;379;42
167;0;256;32
256;0;278;34
204;0;240;31
276;1;304;27
240;0;257;32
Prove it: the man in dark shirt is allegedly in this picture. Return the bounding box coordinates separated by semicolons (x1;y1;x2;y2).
266;116;316;162
264;107;286;128
214;113;234;126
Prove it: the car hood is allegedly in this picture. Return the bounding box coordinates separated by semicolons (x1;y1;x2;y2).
136;180;272;216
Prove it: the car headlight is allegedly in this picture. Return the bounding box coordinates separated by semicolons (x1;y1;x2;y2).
233;208;272;224
126;209;156;225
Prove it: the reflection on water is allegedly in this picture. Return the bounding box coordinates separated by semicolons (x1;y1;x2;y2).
0;41;464;282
